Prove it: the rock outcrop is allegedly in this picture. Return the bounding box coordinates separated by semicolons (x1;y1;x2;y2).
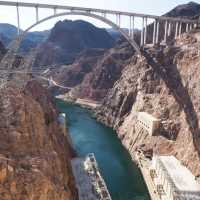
52;42;134;101
97;30;200;180
0;23;49;53
34;20;115;66
164;1;200;18
0;81;77;200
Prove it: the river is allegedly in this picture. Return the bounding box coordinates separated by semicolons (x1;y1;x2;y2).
56;100;150;200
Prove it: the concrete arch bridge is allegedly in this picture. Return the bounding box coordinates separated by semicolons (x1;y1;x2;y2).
0;1;198;83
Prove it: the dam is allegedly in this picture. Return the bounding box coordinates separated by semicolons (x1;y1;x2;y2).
56;99;150;200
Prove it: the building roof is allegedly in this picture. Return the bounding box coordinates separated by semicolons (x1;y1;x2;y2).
138;112;160;122
159;155;200;192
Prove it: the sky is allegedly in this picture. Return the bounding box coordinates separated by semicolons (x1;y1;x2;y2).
0;0;200;31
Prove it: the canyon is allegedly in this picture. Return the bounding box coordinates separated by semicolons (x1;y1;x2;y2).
96;30;200;180
0;80;78;199
1;1;200;199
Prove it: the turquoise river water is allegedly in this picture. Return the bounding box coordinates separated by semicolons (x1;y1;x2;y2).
56;100;150;200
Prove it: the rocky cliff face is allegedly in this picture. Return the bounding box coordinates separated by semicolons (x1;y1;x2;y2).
165;1;200;18
51;48;105;87
34;20;115;66
70;42;134;100
97;30;200;180
0;23;49;53
52;42;134;101
0;81;77;200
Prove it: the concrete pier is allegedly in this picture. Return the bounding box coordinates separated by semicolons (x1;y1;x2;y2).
144;17;147;45
164;21;168;43
175;22;179;38
156;21;160;44
16;5;20;35
168;22;171;36
141;17;144;46
153;20;156;45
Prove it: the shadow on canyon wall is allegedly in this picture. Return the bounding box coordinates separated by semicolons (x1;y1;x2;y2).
143;49;200;156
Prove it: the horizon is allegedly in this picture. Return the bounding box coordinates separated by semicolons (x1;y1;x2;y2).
0;0;200;31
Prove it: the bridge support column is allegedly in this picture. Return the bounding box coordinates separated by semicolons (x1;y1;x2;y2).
129;16;133;38
178;22;182;37
54;7;57;15
186;23;189;32
164;21;168;44
144;17;147;45
116;14;121;27
132;16;135;39
140;17;144;46
153;20;156;45
16;5;20;35
189;23;192;31
175;22;179;38
101;12;106;18
129;16;135;39
35;6;39;22
168;22;171;36
116;14;118;26
156;20;160;44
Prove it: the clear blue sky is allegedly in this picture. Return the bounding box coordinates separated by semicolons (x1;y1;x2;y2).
0;0;200;31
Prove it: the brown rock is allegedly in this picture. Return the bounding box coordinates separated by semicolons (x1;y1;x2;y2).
0;81;77;200
97;31;200;180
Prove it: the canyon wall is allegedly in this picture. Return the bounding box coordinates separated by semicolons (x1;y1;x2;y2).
50;42;134;101
0;81;77;200
34;20;115;66
67;42;134;100
97;30;200;180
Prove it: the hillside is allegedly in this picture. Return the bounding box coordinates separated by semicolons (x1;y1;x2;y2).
0;38;78;200
0;23;49;53
48;41;134;100
164;1;200;18
33;20;115;66
0;80;78;199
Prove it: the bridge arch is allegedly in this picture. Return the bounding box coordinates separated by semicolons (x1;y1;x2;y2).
0;10;142;86
8;11;141;56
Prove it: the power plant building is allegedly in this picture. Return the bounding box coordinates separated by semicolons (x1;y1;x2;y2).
150;155;200;200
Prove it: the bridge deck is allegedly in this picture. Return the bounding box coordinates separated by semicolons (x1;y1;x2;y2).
0;0;197;23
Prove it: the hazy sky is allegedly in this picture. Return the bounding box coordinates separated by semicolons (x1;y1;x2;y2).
0;0;200;31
